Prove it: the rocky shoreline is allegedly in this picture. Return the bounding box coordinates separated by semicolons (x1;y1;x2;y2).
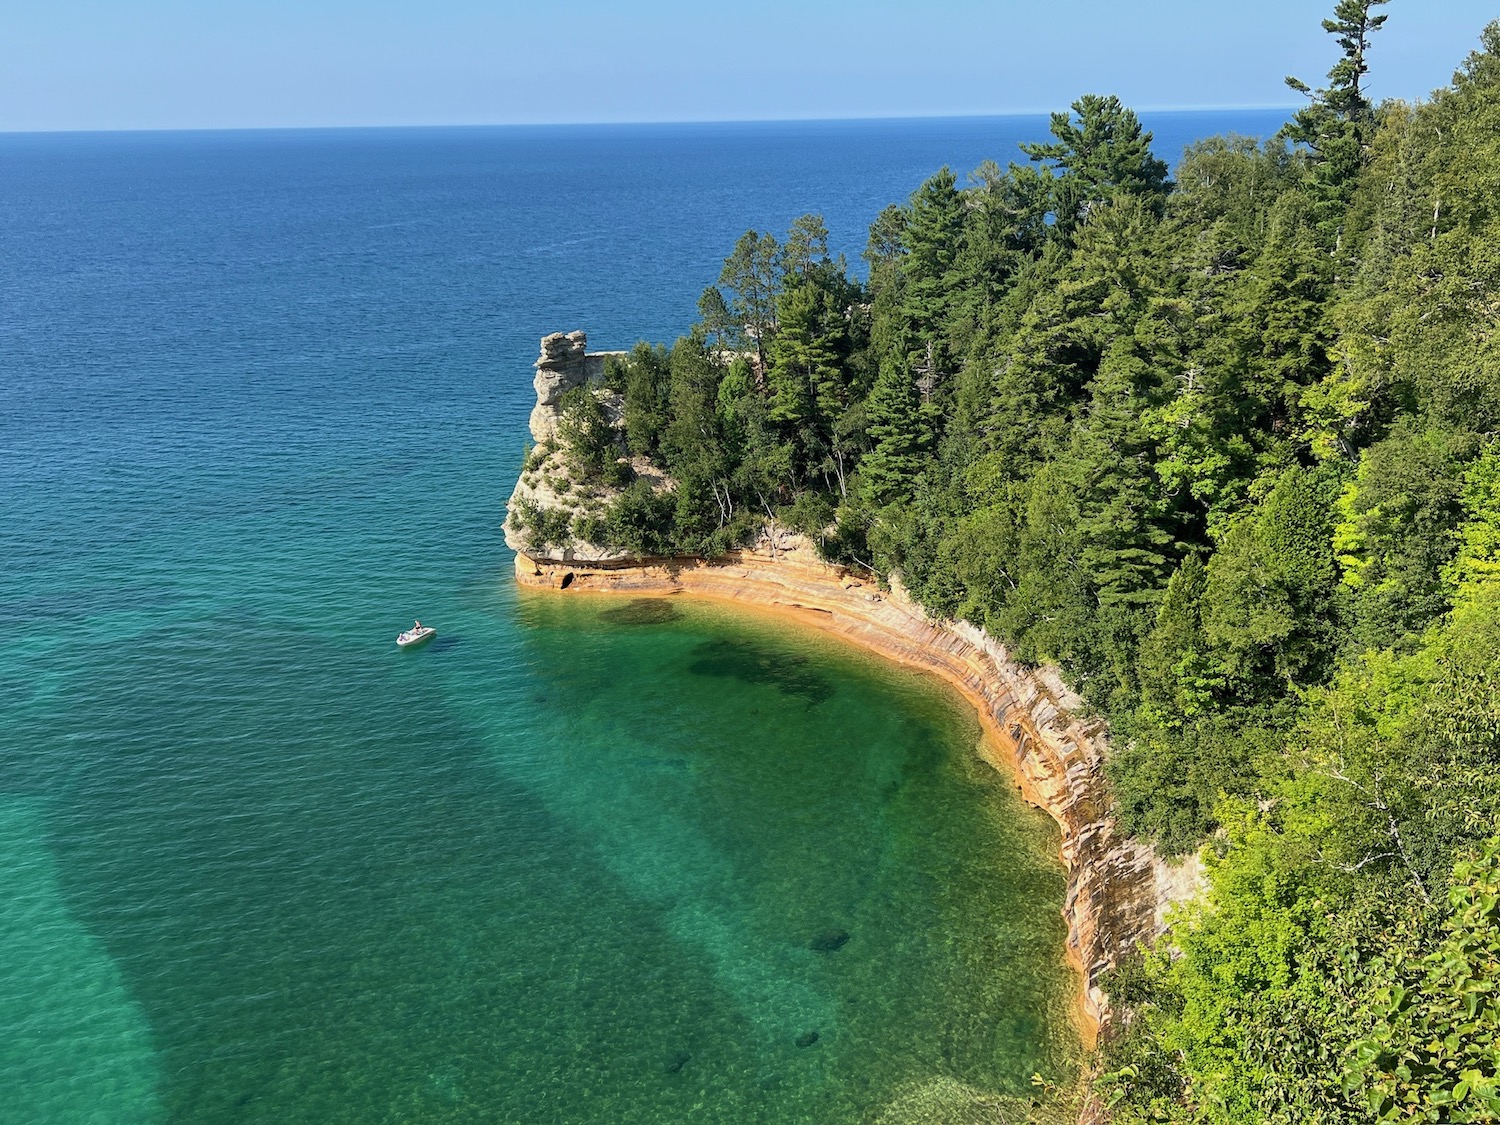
508;534;1202;1048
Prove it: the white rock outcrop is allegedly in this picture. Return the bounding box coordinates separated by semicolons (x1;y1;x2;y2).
528;330;622;444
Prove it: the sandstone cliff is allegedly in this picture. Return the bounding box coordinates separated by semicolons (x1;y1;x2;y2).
506;331;659;565
526;330;621;445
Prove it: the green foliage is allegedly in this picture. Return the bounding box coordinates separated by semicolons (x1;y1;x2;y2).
1071;341;1180;612
900;167;966;388
1283;0;1390;243
1110;555;1263;852
778;490;836;543
1019;94;1171;242
1202;467;1341;687
1102;575;1500;1122
1351;837;1500;1122
616;342;672;459
597;480;675;557
556;386;631;487
575;22;1500;1114
1332;424;1464;649
508;497;574;551
861;354;930;504
1450;441;1500;593
707;228;782;370
765;275;849;462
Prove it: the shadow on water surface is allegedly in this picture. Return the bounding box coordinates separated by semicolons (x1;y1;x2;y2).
686;638;835;707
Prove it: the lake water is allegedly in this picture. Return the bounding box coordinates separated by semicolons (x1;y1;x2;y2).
1;109;1284;1123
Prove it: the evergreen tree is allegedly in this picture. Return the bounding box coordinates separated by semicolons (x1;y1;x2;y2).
1072;345;1180;611
861;354;929;505
1231;190;1334;442
1283;0;1391;243
781;213;834;281
863;203;908;287
766;278;846;429
1203;466;1342;687
1338;21;1500;434
1020;94;1171;242
696;285;736;352
1135;554;1215;728
1332;424;1465;649
617;341;671;459
895;168;967;410
709;229;782;373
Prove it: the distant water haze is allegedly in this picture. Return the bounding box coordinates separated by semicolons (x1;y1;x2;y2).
2;112;1274;1121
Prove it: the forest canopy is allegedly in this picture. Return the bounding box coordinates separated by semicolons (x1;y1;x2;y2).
517;5;1500;1118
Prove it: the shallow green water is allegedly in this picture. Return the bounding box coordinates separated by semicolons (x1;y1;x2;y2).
2;583;1077;1124
490;592;1080;1121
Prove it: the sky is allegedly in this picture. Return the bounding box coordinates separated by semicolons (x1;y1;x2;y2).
3;1;1496;132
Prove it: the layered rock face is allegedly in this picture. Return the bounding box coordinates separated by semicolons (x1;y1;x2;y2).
509;332;642;564
528;330;619;444
510;539;1200;1045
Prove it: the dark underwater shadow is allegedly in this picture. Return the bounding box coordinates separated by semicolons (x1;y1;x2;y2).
685;638;834;707
598;598;683;626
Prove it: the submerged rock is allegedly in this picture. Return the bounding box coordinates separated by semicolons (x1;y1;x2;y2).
600;598;682;626
809;928;850;953
795;1030;820;1048
687;638;834;706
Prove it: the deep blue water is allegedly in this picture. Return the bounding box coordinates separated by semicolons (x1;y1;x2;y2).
2;111;1283;1124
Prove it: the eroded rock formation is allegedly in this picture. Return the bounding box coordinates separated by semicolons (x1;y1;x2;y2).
527;330;622;444
508;332;647;564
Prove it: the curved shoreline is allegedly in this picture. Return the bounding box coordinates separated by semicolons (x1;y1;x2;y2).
511;536;1202;1050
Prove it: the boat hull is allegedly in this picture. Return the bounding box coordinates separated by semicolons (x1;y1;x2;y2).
396;627;436;649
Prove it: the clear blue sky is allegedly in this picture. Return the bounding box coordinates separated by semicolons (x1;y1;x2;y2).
4;1;1496;132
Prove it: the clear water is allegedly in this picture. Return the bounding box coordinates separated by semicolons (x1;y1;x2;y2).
1;111;1282;1123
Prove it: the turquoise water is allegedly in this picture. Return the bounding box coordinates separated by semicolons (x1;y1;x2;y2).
2;114;1284;1122
5;580;1077;1122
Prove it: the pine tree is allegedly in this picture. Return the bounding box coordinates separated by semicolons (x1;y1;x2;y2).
1283;0;1391;244
1020;94;1170;242
862;354;930;505
713;230;782;373
1072;345;1180;609
781;213;833;281
897;168;967;407
765;278;844;430
1135;553;1216;728
1231;191;1334;438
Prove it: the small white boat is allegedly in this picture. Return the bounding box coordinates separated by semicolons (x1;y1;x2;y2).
397;624;436;649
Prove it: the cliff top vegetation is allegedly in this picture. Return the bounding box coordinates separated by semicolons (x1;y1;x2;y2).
512;3;1500;1117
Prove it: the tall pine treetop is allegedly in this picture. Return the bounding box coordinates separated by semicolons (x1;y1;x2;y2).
1019;94;1170;241
1285;0;1390;124
1281;0;1391;244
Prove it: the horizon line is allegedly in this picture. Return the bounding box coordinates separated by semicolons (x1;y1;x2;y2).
0;105;1299;139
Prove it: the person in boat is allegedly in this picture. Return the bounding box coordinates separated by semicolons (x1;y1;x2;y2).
413;620;421;630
